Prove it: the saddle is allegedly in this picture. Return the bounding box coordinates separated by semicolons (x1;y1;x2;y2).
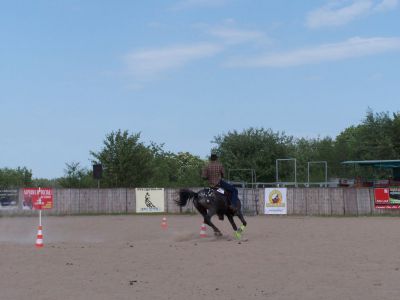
210;186;233;206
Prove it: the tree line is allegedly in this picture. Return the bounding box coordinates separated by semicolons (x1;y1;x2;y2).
1;110;399;189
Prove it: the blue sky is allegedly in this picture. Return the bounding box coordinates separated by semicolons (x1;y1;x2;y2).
1;0;399;179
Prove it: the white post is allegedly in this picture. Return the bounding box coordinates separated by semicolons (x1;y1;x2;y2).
38;187;42;226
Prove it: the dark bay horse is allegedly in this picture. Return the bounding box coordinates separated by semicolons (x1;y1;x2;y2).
176;188;247;238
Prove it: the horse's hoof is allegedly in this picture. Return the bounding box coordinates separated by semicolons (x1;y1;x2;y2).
234;231;242;240
214;232;223;237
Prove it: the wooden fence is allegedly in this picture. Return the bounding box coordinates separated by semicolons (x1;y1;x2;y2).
0;188;398;216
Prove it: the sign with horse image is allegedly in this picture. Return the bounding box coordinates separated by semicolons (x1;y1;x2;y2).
264;188;287;215
135;188;165;213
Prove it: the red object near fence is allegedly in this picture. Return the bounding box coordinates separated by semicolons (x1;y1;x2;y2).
23;188;53;210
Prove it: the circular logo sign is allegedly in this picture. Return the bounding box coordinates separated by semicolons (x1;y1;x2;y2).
268;189;283;205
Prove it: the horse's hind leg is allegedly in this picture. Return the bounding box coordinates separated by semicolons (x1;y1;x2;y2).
195;205;222;236
205;219;222;236
204;209;222;236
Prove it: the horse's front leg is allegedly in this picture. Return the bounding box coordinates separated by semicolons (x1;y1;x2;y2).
228;213;246;239
227;214;238;231
204;208;222;236
237;211;247;227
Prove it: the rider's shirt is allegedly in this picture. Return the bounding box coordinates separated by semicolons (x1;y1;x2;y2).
202;161;225;187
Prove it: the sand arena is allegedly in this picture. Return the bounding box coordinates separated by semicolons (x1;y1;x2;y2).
1;215;400;300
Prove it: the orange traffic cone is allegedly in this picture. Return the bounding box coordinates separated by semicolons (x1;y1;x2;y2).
199;223;207;237
35;225;44;248
161;217;168;229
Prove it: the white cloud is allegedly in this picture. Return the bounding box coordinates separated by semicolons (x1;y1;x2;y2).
307;1;372;28
208;27;268;45
124;21;272;79
369;72;384;80
196;19;273;46
225;37;400;68
306;0;398;29
374;0;398;11
171;0;228;10
124;43;223;77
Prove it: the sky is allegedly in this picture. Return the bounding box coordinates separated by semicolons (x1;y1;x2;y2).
1;0;399;179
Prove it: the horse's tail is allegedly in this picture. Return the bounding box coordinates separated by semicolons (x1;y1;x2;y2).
176;189;198;207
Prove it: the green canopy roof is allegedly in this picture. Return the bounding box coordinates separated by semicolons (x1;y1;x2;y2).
341;160;400;168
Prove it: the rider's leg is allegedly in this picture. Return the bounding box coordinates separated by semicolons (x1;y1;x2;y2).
231;188;239;208
219;180;239;209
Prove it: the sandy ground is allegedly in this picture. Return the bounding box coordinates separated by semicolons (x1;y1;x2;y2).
1;215;400;300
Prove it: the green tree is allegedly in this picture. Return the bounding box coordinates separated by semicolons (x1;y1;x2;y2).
212;128;294;182
147;144;205;188
333;109;400;179
174;152;205;187
334;126;359;161
146;143;180;187
356;110;396;159
90;130;154;187
32;178;60;188
58;162;95;188
291;137;335;182
0;167;32;188
391;112;400;156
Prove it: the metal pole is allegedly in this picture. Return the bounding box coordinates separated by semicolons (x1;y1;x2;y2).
38;187;42;226
325;162;328;187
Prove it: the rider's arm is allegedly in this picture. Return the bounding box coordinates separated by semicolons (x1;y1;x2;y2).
220;165;225;178
201;166;208;180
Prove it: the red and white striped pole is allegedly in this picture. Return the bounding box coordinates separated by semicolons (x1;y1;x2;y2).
35;225;43;248
35;187;44;248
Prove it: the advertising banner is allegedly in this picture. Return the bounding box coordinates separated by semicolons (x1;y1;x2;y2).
0;189;18;209
23;188;53;210
135;188;165;213
264;188;287;215
374;187;400;209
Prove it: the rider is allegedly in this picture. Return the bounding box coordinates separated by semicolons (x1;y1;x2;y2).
201;153;239;212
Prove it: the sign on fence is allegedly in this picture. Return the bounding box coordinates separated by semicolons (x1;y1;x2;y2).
135;188;165;213
374;187;400;209
0;189;18;209
264;188;287;215
23;188;53;210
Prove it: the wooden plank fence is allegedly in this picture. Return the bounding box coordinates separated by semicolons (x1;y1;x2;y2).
1;187;400;216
